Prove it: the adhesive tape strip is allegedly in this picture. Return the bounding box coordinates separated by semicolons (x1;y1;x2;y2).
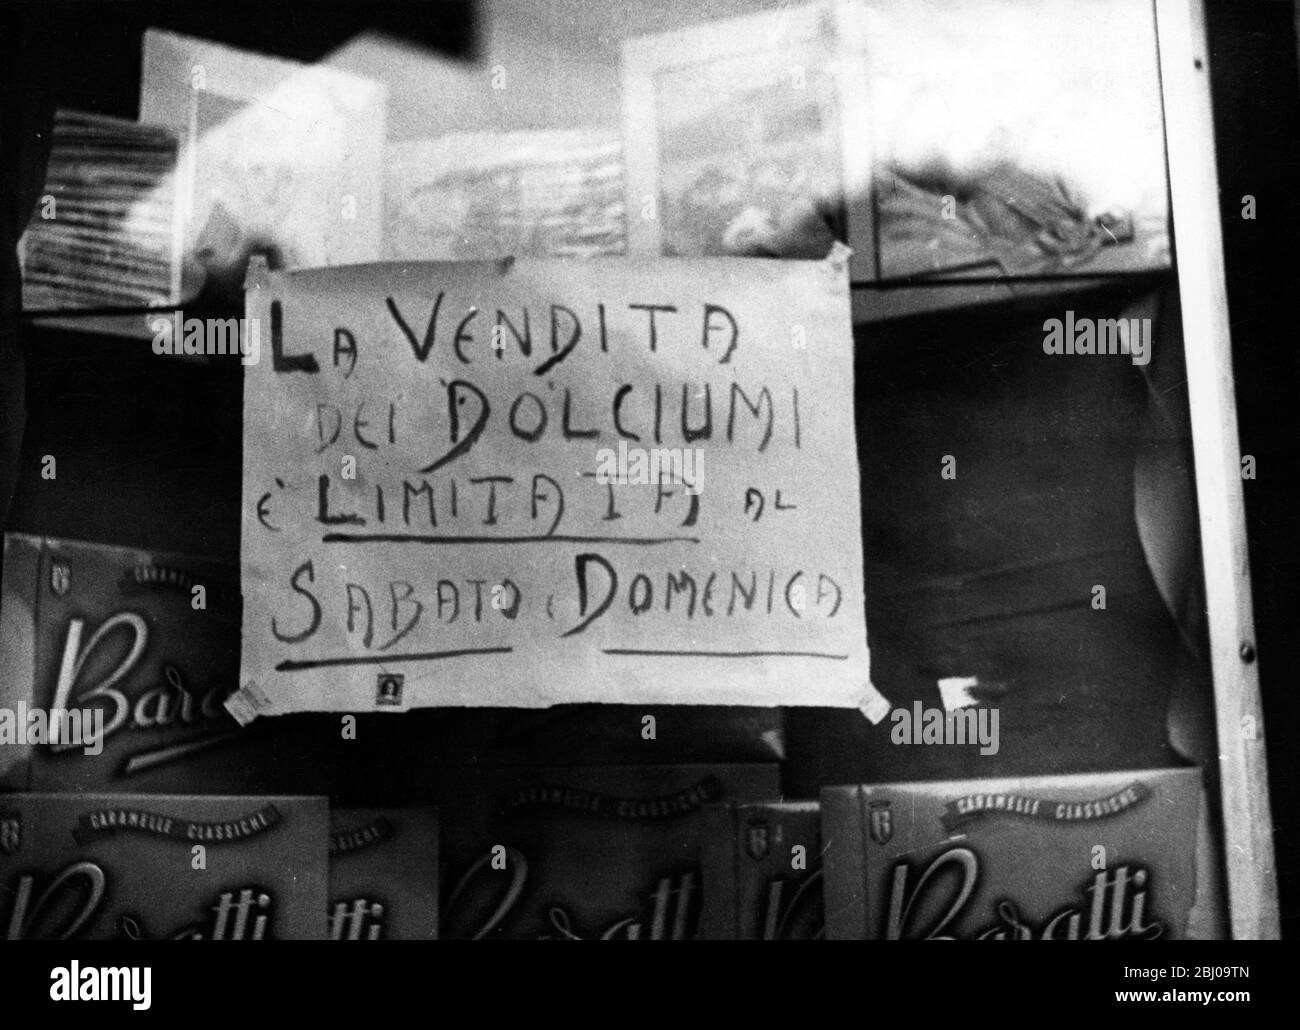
224;681;271;727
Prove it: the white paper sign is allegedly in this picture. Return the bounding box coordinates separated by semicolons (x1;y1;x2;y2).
234;255;868;719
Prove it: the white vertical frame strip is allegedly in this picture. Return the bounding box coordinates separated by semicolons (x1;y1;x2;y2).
1156;0;1280;939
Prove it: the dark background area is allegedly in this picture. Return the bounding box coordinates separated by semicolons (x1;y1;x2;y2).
1;0;1297;937
1204;0;1300;940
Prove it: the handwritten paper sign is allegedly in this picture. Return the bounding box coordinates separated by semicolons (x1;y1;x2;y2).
232;254;869;721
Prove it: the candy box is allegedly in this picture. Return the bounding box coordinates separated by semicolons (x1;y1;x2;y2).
329;807;439;940
698;800;823;939
434;763;779;939
0;534;370;797
0;533;274;793
0;793;329;939
822;767;1201;939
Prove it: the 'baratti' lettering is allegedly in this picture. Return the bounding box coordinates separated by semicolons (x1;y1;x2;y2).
884;847;1163;940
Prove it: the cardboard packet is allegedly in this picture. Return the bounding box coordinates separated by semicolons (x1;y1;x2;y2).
329;806;439;940
0;793;329;940
435;763;780;939
698;800;823;939
822;767;1201;939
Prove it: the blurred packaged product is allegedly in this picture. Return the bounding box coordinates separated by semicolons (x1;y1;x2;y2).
384;128;626;261
139;28;387;301
19;109;181;335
